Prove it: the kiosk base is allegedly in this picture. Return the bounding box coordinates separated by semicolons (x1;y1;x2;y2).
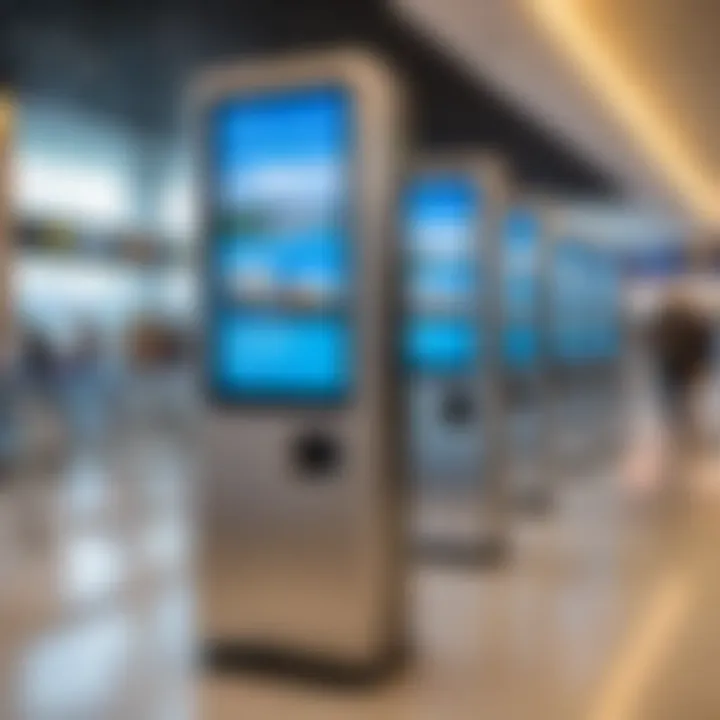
202;640;409;689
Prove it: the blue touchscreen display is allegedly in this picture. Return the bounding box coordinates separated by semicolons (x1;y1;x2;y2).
403;175;480;373
503;208;540;371
552;240;589;364
591;253;621;361
207;86;353;401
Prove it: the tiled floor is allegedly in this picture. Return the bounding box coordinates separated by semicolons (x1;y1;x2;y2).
0;415;718;719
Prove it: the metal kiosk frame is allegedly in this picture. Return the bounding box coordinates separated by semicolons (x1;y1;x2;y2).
547;233;606;478
406;154;509;567
572;236;626;469
501;195;556;513
193;49;409;685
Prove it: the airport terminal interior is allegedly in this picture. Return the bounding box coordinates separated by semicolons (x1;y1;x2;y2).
0;1;720;718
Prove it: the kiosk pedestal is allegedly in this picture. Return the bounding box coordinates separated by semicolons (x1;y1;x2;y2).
195;49;408;683
403;159;508;566
501;203;553;513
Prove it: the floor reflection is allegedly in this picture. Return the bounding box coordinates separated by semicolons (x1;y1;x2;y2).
0;410;718;718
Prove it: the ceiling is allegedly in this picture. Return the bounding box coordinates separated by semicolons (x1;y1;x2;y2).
581;0;720;179
395;0;720;227
0;0;614;195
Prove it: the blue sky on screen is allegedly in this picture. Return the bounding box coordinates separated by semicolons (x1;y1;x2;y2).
217;314;350;395
405;318;479;371
214;87;348;215
210;86;353;397
504;208;539;276
404;174;481;371
551;241;621;361
502;207;540;367
218;228;345;296
405;176;479;258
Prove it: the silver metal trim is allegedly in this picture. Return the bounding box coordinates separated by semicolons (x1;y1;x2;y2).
194;48;408;670
406;154;511;556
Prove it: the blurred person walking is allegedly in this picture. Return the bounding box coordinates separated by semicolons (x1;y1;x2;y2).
0;342;20;473
650;288;713;449
23;329;56;401
21;328;64;464
60;323;108;450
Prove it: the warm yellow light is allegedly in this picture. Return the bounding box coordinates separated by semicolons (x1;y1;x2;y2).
588;571;693;720
527;0;720;224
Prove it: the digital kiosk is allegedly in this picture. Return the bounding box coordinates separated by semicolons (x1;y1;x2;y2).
549;237;616;474
404;157;507;565
501;201;552;511
195;50;408;682
580;243;624;465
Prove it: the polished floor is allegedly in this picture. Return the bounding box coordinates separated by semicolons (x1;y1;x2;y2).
0;406;718;719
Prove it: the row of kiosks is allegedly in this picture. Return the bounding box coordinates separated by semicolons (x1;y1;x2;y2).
194;49;622;683
405;158;507;564
501;201;553;512
549;237;624;474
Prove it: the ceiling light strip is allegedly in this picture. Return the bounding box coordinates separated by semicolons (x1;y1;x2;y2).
528;0;718;223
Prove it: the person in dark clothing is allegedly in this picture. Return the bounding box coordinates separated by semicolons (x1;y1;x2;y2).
650;291;713;435
23;329;57;399
60;323;107;447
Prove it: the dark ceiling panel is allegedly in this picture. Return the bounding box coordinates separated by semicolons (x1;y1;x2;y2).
0;0;616;195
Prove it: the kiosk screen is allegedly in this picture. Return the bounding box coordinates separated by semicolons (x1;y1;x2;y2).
206;86;354;402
